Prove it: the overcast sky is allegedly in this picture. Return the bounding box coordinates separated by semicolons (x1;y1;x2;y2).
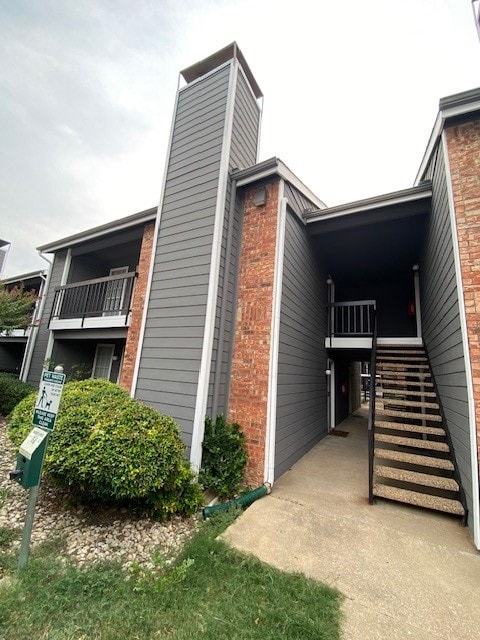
1;0;479;278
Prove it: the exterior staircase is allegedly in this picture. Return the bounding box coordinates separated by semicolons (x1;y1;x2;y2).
371;345;467;522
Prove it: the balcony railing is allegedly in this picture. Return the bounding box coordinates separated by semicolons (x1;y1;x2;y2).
327;300;376;337
49;272;136;329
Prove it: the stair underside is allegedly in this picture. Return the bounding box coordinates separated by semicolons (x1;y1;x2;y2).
375;433;449;451
373;483;465;516
375;420;445;436
374;448;454;470
378;364;430;372
374;465;459;491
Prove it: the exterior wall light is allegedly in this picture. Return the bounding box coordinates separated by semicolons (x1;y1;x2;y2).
325;369;332;376
252;188;267;207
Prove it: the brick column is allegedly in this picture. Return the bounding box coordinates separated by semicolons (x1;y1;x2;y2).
228;180;280;485
119;220;155;393
445;121;480;463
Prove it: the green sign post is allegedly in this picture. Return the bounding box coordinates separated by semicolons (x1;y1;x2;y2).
32;370;66;431
11;367;66;570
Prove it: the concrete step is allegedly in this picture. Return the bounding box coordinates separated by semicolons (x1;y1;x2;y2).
374;448;454;470
375;433;449;452
378;388;437;398
373;483;465;516
379;378;433;388
382;398;439;410
374;465;459;491
375;420;445;436
377;408;442;422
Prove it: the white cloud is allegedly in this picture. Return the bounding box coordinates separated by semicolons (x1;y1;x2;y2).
1;0;478;276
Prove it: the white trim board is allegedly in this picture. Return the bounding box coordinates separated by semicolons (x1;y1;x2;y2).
442;131;480;550
325;337;423;349
190;60;238;473
264;184;286;485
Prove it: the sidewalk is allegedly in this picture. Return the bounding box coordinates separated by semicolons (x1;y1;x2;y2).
222;410;480;639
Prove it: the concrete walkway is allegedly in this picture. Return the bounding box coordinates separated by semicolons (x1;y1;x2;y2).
222;409;480;639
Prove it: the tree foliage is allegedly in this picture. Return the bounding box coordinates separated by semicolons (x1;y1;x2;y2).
0;285;37;334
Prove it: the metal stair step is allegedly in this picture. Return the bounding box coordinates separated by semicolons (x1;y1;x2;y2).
379;371;432;379
377;408;442;422
374;465;459;491
373;483;465;516
378;363;430;370
375;433;449;452
379;378;433;388
382;398;439;410
378;388;437;398
375;420;445;436
377;349;425;355
377;356;427;362
374;448;454;470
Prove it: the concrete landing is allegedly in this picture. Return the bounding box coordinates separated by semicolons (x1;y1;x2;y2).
222;409;480;639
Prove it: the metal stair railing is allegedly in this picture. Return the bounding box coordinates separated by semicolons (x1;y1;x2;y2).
368;308;378;505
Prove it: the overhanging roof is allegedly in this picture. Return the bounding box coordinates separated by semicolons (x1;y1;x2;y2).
232;157;326;211
415;87;480;185
1;270;45;286
37;207;157;254
303;182;432;226
181;42;263;99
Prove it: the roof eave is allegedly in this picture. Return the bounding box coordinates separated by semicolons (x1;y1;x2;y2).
37;206;157;254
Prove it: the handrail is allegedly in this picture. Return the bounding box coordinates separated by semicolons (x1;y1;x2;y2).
49;272;137;326
327;300;376;337
367;308;378;505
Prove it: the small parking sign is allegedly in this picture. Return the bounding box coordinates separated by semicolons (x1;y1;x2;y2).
32;370;66;431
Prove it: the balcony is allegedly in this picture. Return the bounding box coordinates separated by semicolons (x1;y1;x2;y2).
49;272;136;330
326;300;376;349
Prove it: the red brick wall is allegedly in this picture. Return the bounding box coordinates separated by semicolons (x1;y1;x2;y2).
119;220;155;393
228;180;280;485
445;121;480;464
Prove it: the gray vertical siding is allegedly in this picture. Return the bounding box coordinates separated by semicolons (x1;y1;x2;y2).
208;70;261;417
135;61;260;448
275;206;328;479
420;142;473;520
27;250;68;384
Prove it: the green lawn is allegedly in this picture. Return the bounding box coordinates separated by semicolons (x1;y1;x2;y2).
0;512;342;639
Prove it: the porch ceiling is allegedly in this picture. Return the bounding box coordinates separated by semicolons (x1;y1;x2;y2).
308;203;428;282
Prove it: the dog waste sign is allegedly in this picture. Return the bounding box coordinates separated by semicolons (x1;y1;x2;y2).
32;370;66;431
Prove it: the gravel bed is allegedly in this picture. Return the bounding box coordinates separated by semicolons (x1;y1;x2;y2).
0;417;198;570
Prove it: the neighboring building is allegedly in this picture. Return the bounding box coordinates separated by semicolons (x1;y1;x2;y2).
24;44;480;549
0;270;46;377
0;240;10;278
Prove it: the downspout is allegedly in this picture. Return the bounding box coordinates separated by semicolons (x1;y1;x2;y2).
20;252;52;382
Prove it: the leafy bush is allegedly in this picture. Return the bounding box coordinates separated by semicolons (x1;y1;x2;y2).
8;379;202;519
0;372;36;416
199;415;248;499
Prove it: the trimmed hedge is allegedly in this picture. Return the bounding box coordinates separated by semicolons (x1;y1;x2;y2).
0;372;36;416
199;415;248;498
8;379;202;518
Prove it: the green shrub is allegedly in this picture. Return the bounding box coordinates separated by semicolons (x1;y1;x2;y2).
8;379;203;519
0;372;36;416
199;415;248;499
